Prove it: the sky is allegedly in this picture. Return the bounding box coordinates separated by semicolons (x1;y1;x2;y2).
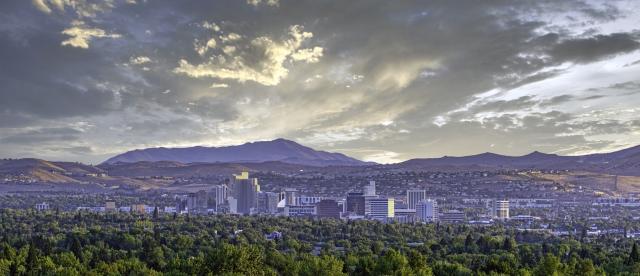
1;0;640;164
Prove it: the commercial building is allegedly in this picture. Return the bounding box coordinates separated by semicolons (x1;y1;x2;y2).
316;199;341;219
366;197;395;220
210;185;228;208
105;201;116;212
407;189;427;209
416;199;438;222
298;196;324;205
364;181;376;196
257;191;280;214
394;208;417;223
231;172;260;215
439;210;465;223
346;192;366;215
283;188;297;206
284;205;316;217
131;204;147;214
494;200;510;220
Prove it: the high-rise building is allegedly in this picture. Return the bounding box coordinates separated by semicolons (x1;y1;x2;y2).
196;190;209;210
366;197;394;220
186;193;199;212
257;191;280;214
494;200;510;220
416;199;438;222
364;181;376;196
346;192;366;215
316;199;341;219
283;188;297;206
207;185;228;210
407;189;426;209
231;172;260;215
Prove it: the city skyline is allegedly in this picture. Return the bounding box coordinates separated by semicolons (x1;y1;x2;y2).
2;0;640;164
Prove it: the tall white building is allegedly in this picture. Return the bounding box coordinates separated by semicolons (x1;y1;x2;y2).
366;197;394;220
211;185;228;208
407;189;426;209
416;199;438;222
365;181;376;196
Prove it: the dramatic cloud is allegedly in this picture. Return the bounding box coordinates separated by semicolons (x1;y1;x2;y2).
175;25;323;86
61;20;121;48
0;0;639;163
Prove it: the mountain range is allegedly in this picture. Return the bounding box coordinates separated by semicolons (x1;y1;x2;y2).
102;138;367;167
398;145;640;174
2;141;640;188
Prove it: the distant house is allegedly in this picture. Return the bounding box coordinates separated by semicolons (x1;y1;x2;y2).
35;202;50;211
266;231;283;241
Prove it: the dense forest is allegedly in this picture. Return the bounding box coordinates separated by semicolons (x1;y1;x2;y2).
0;209;639;275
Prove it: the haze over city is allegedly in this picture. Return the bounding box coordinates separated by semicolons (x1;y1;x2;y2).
2;0;640;164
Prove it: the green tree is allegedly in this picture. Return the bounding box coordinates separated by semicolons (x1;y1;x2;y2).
628;242;640;265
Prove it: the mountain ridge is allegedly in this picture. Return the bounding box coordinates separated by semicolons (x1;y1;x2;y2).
102;138;369;167
398;145;640;174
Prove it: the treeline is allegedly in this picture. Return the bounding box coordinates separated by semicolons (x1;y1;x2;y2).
0;209;639;275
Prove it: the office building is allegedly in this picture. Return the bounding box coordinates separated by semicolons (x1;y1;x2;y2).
105;201;116;212
365;181;376;196
284;205;316;217
283;188;297;206
346;192;366;215
257;191;280;214
231;172;260;215
131;204;147;214
186;193;199;212
439;210;465;223
298;196;324;205
210;185;228;208
416;199;438;222
407;189;426;209
366;197;395;220
494;200;510;219
394;208;417;223
316;199;341;219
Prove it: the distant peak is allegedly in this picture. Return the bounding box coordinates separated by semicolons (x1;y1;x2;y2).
524;151;551;157
271;138;298;144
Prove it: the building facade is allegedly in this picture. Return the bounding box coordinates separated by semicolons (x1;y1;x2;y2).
284;205;316;217
257;191;280;214
366;198;395;220
316;199;341;219
346;192;366;215
407;189;427;209
232;172;260;215
494;200;510;220
416;199;438;222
